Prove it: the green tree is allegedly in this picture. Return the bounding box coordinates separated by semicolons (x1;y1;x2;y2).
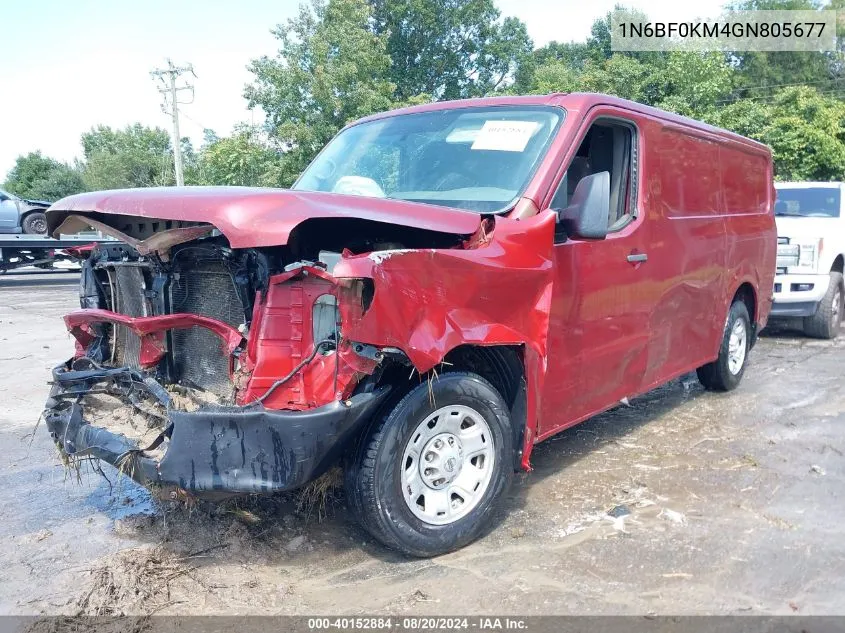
512;41;589;93
762;87;845;180
369;0;532;100
81;124;175;190
3;152;85;201
578;54;663;102
195;126;285;187
654;52;735;118
246;0;396;185
712;87;845;180
727;0;839;96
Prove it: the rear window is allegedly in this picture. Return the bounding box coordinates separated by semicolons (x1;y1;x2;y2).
775;188;841;218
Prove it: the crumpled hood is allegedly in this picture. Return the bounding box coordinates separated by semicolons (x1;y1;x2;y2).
46;186;481;248
22;197;51;208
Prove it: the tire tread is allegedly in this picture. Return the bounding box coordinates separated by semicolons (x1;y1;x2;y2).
345;371;512;557
803;272;843;339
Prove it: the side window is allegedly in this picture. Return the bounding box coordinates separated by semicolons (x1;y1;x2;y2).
551;120;636;237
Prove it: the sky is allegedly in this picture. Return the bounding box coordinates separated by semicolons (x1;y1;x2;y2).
1;0;727;178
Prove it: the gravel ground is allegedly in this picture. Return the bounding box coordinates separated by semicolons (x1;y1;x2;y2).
1;270;843;616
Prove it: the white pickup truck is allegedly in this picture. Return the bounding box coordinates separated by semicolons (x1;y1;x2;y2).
772;182;844;338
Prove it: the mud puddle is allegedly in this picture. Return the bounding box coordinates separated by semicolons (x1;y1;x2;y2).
3;277;845;615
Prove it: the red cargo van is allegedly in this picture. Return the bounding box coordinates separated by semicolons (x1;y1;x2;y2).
43;93;776;556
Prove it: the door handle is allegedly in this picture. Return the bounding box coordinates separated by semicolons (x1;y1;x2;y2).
627;253;648;263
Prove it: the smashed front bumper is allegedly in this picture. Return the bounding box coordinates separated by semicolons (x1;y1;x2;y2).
44;364;390;496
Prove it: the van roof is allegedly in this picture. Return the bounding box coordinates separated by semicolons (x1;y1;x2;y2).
776;182;844;188
354;92;770;155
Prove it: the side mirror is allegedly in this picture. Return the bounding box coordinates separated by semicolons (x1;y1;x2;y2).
557;171;610;240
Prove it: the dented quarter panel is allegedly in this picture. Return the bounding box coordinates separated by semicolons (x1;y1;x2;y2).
334;211;558;467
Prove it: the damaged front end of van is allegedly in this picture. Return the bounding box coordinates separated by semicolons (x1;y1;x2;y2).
42;187;555;499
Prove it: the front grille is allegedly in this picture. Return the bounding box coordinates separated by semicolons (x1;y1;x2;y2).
112;266;148;368
169;262;244;397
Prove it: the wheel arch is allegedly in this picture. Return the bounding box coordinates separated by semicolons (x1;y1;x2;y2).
732;281;757;325
366;343;530;472
730;281;758;346
442;344;527;472
831;254;844;274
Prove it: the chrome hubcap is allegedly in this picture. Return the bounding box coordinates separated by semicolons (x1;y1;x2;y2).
727;318;747;375
401;405;495;525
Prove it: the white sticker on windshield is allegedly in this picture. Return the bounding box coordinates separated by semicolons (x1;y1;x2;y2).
470;120;539;152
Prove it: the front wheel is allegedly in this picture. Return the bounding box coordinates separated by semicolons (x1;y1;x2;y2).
697;300;751;392
345;372;513;557
803;272;843;340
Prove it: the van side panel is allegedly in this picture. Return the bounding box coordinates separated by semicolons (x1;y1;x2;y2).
641;124;728;383
719;145;776;331
530;98;775;450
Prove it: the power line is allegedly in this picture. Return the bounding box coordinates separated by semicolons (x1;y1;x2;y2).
736;76;845;92
179;110;209;132
151;59;196;186
716;82;845;104
715;87;845;105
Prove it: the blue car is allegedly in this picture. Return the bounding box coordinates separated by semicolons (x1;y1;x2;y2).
0;189;51;234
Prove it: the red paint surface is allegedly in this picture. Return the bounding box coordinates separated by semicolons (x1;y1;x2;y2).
55;93;776;470
238;269;377;409
333;213;556;465
533;102;775;445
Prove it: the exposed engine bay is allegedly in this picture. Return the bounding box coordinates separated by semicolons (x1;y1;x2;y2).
41;186;551;499
72;217;462;401
43;208;482;495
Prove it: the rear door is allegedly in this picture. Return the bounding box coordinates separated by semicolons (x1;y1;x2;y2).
640;126;727;383
538;109;655;438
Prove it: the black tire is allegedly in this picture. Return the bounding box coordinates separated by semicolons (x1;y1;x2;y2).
803;272;843;340
21;211;48;235
344;372;513;557
697;300;751;392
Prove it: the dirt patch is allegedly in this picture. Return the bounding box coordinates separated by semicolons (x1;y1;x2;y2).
76;546;195;616
72;385;224;452
85;394;164;447
5;274;845;617
165;386;223;412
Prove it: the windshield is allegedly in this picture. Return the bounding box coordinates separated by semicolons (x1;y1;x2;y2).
775;187;841;218
294;106;563;213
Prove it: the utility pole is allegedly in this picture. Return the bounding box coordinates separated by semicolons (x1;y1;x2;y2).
151;59;195;186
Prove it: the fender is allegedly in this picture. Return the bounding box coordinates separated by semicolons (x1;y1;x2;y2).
334;211;558;469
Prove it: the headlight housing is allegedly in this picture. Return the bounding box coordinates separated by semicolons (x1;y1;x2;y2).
777;239;799;269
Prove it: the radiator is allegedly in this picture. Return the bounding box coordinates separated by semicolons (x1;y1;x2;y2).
168;261;244;397
111;266;148;368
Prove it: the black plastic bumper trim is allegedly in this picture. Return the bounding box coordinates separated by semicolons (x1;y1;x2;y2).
770;301;819;318
44;365;390;495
